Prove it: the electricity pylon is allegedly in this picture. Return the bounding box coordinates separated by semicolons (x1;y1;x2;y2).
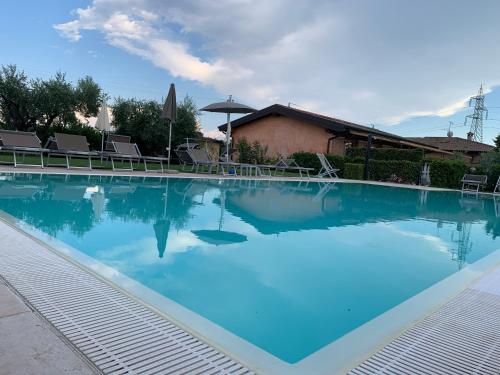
464;84;488;142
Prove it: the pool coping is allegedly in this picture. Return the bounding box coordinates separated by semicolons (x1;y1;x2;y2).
0;164;484;194
0;170;499;374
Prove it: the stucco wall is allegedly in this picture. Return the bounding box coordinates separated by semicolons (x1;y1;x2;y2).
231;115;340;158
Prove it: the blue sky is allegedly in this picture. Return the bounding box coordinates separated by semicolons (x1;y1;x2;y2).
1;0;499;144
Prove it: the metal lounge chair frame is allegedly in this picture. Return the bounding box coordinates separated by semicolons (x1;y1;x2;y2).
109;141;167;172
0;130;48;168
461;174;487;193
274;158;314;178
316;153;339;178
45;133;100;170
105;134;131;152
187;148;219;174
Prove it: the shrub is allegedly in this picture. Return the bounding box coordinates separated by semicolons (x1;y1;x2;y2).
291;151;346;177
368;160;422;184
344;163;364;180
346;147;424;162
486;163;500;191
235;138;268;164
428;160;469;189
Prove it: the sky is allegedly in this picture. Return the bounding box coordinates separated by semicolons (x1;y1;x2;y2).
1;0;500;144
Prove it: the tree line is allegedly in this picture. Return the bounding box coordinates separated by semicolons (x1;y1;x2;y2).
0;64;200;156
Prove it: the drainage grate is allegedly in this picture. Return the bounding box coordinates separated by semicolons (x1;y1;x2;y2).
350;287;500;375
0;222;254;375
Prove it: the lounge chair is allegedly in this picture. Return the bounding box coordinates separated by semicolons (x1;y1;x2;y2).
109;141;168;172
274;158;314;178
461;174;487;192
494;176;500;194
45;133;99;169
187;148;219;174
174;142;198;169
316;153;339;178
0;129;48;168
105;134;131;152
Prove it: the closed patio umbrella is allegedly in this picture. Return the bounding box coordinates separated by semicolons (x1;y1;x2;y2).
161;84;176;170
201;96;256;163
95;101;110;160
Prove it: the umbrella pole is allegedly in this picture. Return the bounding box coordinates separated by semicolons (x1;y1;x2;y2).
167;120;173;170
100;130;105;163
226;112;231;163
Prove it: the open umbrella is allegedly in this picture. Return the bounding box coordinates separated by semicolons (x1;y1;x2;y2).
201;95;256;163
95;101;110;161
161;84;176;170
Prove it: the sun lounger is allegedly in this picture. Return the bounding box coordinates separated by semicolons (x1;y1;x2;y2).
316;153;339;178
494;176;500;194
174;142;198;169
461;174;487;192
110;141;168;172
274;158;314;178
105;134;131;152
0;129;48;168
45;133;99;169
187;148;219;174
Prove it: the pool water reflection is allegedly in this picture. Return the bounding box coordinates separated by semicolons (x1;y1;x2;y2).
0;173;499;363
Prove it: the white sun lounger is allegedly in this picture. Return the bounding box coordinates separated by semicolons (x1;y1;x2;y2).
316;153;339;178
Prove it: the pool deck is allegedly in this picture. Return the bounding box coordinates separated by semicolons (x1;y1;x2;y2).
1;165;500;374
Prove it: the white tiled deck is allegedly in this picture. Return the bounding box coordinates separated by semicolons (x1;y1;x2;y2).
350;269;500;374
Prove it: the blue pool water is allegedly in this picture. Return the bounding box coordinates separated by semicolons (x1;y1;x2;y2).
0;173;499;363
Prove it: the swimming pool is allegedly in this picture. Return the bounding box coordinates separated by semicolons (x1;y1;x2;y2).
0;173;499;369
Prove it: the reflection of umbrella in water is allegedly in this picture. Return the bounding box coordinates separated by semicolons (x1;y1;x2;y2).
192;230;247;246
90;186;106;221
154;219;171;258
153;179;172;258
191;188;247;246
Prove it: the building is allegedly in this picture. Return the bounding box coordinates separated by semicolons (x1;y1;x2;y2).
218;104;452;159
407;135;494;164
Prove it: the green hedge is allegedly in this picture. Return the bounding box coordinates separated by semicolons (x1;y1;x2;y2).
486;163;500;191
368;160;422;184
428;160;469;189
346;147;424;162
292;152;346;177
344;163;364;180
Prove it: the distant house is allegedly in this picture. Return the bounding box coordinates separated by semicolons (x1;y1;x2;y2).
407;135;494;164
218;104;452;159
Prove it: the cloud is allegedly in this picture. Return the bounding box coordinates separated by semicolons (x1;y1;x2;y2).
55;0;500;125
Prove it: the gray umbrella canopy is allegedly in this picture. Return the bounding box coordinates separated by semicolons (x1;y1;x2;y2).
161;84;176;169
200;100;256;114
161;83;177;121
201;96;256;163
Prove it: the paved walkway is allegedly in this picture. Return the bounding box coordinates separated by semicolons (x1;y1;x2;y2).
0;280;96;375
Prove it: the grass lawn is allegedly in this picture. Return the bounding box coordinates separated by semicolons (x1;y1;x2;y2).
0;154;306;178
